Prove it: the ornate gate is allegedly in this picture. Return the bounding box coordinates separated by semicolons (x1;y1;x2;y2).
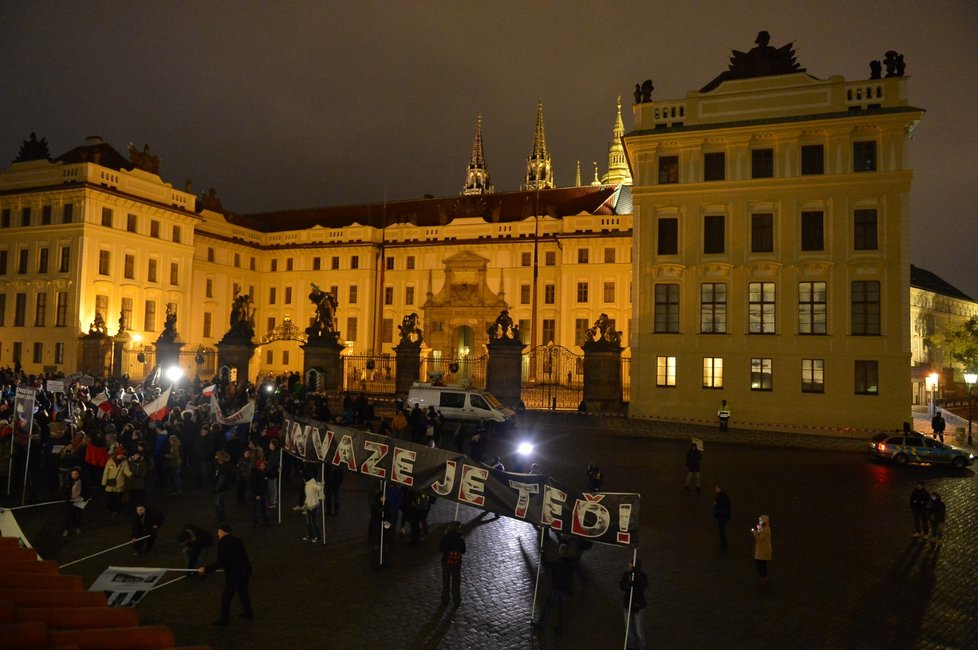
420;353;487;389
342;353;397;395
521;343;583;410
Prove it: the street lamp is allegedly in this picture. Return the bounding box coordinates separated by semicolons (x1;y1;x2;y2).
965;371;977;446
926;372;939;417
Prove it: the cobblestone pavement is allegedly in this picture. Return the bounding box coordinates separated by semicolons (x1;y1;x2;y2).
7;413;977;650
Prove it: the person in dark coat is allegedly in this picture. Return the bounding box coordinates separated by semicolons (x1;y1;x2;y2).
131;504;165;555
177;522;213;570
439;520;466;606
927;492;946;545
535;543;575;635
62;466;85;537
198;523;254;625
620;559;648;650
713;484;732;548
909;482;929;539
684;441;702;491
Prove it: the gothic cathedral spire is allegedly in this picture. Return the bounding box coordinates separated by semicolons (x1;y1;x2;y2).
523;101;554;191
462;114;493;195
602;96;632;185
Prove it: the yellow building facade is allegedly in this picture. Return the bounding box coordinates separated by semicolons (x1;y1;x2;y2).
624;38;925;434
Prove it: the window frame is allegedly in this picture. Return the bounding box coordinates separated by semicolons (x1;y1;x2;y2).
656;356;677;387
750;357;773;391
654;283;680;333
748;282;776;334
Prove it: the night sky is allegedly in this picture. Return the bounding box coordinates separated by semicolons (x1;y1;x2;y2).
2;1;976;298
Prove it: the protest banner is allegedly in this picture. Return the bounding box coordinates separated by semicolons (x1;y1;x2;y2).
89;566;167;607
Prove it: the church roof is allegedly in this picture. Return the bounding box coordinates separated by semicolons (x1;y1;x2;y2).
55;136;133;170
231;185;625;233
911;265;975;302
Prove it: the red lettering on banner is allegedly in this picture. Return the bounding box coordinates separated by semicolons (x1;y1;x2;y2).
310;428;333;461
430;461;457;496
360;441;389;479
287;420;305;456
542;485;567;530
458;464;489;507
617;503;632;544
571;493;611;538
391;447;416;486
331;434;358;470
508;480;540;519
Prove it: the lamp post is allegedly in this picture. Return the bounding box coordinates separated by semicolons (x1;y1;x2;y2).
926;372;939;418
965;371;977;446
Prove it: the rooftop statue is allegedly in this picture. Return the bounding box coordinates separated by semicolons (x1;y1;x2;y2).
306;283;339;340
487;309;521;343
397;312;424;346
88;313;108;337
225;288;256;341
157;305;178;344
586;313;623;347
128;143;161;174
700;31;803;93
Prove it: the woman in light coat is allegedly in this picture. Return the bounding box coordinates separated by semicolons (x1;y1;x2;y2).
751;514;772;587
101;448;129;515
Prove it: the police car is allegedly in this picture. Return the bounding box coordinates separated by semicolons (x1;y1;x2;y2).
869;433;975;469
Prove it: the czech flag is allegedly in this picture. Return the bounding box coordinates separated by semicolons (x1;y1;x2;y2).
144;386;172;422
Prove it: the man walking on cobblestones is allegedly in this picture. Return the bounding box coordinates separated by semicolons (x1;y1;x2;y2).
620;559;648;650
439;520;466;606
713;484;731;548
684;441;702;491
910;482;929;539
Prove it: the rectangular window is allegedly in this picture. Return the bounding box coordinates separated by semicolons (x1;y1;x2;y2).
266;350;273;365
853;141;877;172
98;250;110;275
12;342;22;364
203;312;212;338
124;254;135;279
127;214;137;232
34;292;46;327
851;280;881;335
37;248;49;274
120;297;132;331
748;282;776;334
798;282;827;334
0;208;9;227
101;207;113;227
145;300;157;332
313;257;322;271
603;281;615;303
751;358;773;391
657;218;678;255
172;226;181;244
575;318;590;346
751;214;774;253
147;259;158;283
150;220;160;238
205;279;213;298
33;342;42;364
346;317;358;341
331;257;340;270
545;251;556;266
656;356;677;387
269;287;276;305
283;350;290;365
854;209;878;250
0;293;5;326
801;211;824;251
169;262;179;285
578;249;589;264
62;204;73;224
59;247;70;273
384;286;393;305
94;294;108;323
18;249;28;274
42;205;52;225
658;155;679;184
349;285;358;304
384;256;393;271
542;319;555;344
704;215;725;254
576;281;589;303
329;286;338;299
286;258;294;271
704;152;725;181
703;357;723;388
207;248;215;263
350;256;358;270
54;342;64;364
751;148;774;178
654;283;680;333
700;283;727;333
519;252;531;267
0;250;6;275
14;293;26;326
382;318;394;343
801;144;824;175
20;207;30;227
267;317;276;333
285;287;293;305
55;292;67;327
233;253;240;268
802;359;825;393
604;248;615;264
405;286;415;305
518;319;530;339
544;284;555;304
406;256;415;270
855;360;879;394
520;284;531;305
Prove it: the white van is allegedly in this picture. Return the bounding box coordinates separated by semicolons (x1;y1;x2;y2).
406;383;515;431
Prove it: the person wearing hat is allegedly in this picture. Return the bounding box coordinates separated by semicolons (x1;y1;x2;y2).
620;558;648;650
751;514;773;587
198;523;254;625
438;520;466;606
101;447;129;515
213;451;234;522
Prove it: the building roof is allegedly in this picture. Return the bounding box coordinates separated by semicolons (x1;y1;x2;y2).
55;136;134;171
911;264;975;302
230;185;626;233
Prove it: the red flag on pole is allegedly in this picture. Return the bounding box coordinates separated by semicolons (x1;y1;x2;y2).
144;386;172;422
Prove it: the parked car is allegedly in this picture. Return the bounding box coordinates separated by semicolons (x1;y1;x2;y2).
406;383;515;432
869;433;975;469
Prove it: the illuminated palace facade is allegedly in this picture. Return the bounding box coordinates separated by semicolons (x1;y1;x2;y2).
0;103;634;381
623;36;927;433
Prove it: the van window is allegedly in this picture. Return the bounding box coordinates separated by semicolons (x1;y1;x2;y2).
470;394;490;411
481;392;503;409
440;393;466;409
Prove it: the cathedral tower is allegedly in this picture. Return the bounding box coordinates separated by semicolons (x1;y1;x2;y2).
523;101;554;191
602;96;632;185
462;114;493;195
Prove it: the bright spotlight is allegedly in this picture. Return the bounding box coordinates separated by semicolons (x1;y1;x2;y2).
265;384;275;393
164;366;184;383
517;442;534;456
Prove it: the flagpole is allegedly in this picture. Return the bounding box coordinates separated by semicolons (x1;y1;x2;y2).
1;499;65;511
20;426;34;506
320;463;326;545
529;524;545;625
5;438;14;496
59;535;152;569
623;546;638;650
379;480;387;567
277;447;283;525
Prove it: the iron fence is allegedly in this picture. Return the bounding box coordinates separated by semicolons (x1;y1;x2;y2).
420;354;487;389
342;353;397;395
520;344;583;410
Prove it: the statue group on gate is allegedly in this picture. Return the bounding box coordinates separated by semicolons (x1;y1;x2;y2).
225;288;256;342
397;312;424;346
88;312;108;337
586;313;623;346
306;283;339;341
157;305;178;344
487;310;521;343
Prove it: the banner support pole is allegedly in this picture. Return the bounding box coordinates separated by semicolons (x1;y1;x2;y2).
59;535;151;569
623;546;638;650
378;480;387;567
21;425;34;506
529;524;545;625
277;447;283;525
320;462;326;544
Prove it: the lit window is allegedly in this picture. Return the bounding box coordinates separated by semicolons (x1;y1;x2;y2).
751;357;773;391
703;357;723;388
657;356;676;387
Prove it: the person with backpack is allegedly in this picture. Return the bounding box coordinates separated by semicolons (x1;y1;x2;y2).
439;520;466;606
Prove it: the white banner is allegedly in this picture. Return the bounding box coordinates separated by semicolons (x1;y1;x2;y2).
210;394;255;426
0;509;40;559
89;566;167;607
46;380;65;394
